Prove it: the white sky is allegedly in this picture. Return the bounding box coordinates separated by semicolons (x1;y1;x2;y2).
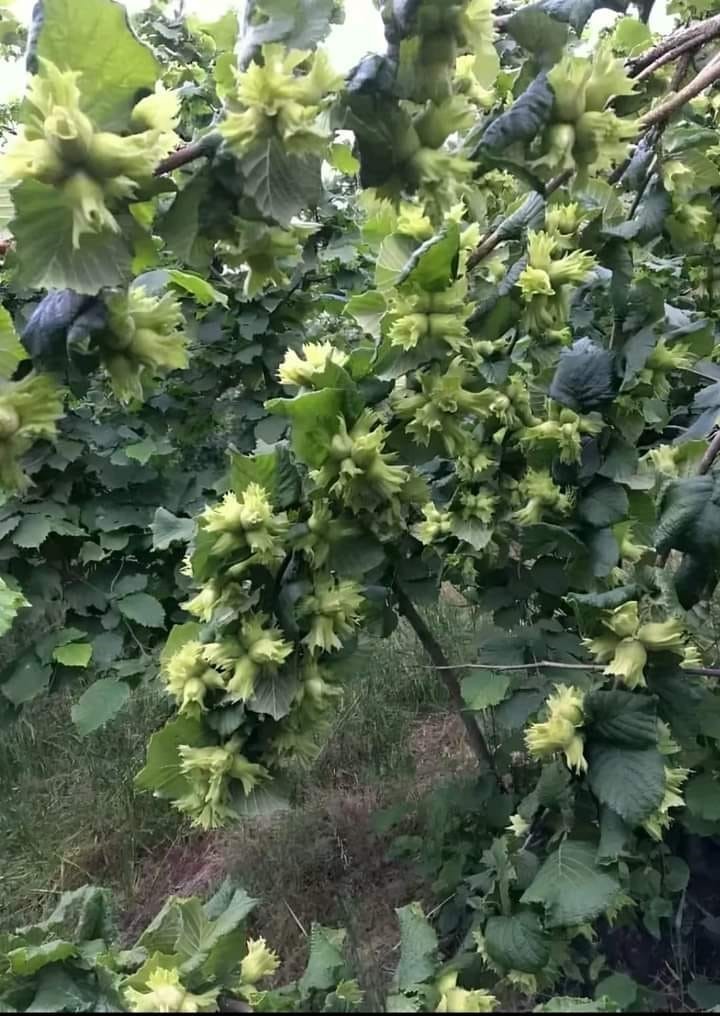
0;0;672;104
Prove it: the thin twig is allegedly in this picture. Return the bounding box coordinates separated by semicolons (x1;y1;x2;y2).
635;35;704;81
642;50;720;127
154;133;221;176
283;898;308;937
394;582;499;779
466;169;572;270
698;428;720;474
629;13;720;75
423;660;720;678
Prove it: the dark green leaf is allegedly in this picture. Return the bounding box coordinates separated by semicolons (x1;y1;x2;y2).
117;592;165;628
239;138;322;227
33;0;160;129
585;690;658;748
71;679;130;736
393;903;438;991
484;911;551;973
482;74;554;153
577;481;628;529
587;743;666;825
549;338;617;412
521;840;621;927
11;180;131;294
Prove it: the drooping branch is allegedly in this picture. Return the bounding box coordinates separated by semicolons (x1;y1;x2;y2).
394;582;500;779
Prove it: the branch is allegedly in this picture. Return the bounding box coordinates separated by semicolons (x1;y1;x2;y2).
698;427;720;475
641;51;720;127
628;13;720;76
425;660;720;679
394;582;500;779
154;133;221;176
466;169;572;270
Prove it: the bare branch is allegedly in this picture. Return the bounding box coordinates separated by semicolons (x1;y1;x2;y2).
424;659;720;679
154;133;221;176
394;582;500;778
629;13;720;76
642;51;720;127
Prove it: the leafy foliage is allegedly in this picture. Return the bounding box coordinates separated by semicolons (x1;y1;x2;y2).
5;0;720;1009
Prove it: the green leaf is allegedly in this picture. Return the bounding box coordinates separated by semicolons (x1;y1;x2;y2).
345;291;386;338
375;234;416;291
504;7;567;64
598;806;631;863
159;171;211;265
0;306;27;379
12;514;52;549
689;977;720;1010
327;534;386;577
71;678;130;736
619;326;657;387
685;772;720;821
161;623;201;666
482;74;554;153
168;269;228;307
299;925;347;994
484;911;551;973
329;142;360;175
239;0;338;57
151;508;196;551
187;10;239;52
611;16;652;55
266;389;346;468
587;527;620;578
535;997;620;1012
117;592;165;628
173;889;258;971
11;180;131;294
397;224;460;292
450;517;493;551
8;940;76;975
577;481;629;529
461;671;511;711
33;0;160;130
393;903;438;991
228;446;300;509
1;656;52;706
584;690;658;748
248;669;298;721
587;743;665;826
53;642;92;667
549;338;617;413
0;577;29;638
594;974;638;1010
239;138;321;227
136;715;210;798
521;840;621;927
232;781;290;819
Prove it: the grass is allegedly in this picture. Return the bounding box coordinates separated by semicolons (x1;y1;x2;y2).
0;601;483;939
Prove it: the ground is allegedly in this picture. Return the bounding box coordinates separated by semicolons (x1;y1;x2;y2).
0;603;480;1006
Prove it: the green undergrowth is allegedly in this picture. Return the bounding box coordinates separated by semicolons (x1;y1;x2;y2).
0;601;480;934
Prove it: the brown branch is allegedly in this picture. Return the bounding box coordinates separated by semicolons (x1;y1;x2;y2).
635;35;704;82
642;51;720;127
698;428;720;474
629;13;720;76
394;582;499;779
154;133;220;176
466;169;572;270
426;660;720;679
